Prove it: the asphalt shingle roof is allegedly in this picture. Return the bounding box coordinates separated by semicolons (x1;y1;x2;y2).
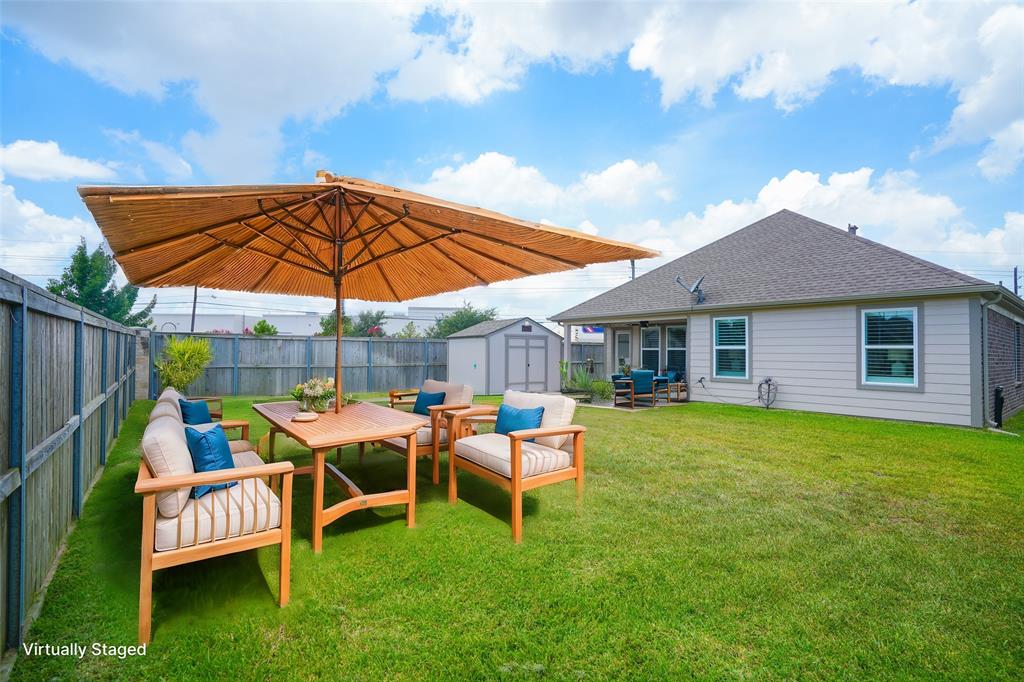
447;318;525;338
553;210;988;322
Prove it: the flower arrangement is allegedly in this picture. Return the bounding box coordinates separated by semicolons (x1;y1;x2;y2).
290;376;337;412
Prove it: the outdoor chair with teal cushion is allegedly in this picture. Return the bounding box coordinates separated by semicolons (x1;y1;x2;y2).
614;369;656;408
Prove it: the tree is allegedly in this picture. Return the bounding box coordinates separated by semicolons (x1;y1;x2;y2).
351;310;387;337
427;302;497;338
393;321;419;339
47;239;156;326
317;310;355;337
252;319;278;336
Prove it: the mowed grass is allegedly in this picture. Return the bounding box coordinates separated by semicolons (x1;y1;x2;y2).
11;398;1024;679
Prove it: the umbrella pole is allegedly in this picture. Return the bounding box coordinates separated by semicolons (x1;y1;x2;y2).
334;278;343;414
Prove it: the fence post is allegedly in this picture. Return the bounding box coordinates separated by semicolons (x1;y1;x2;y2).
305;336;312;382
422;338;429;383
232;335;240;396
367;338;373;392
112;331;121;436
121;334;128;421
6;286;27;646
72;312;84;518
100;327;108;466
149;332;158;399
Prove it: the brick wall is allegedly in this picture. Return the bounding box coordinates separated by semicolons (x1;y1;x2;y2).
987;309;1024;423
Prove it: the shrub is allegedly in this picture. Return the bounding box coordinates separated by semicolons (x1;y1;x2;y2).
252;319;278;336
155;336;214;391
569;367;595;393
591;380;614;401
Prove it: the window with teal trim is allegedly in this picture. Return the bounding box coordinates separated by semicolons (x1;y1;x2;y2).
713;317;747;379
862;308;917;385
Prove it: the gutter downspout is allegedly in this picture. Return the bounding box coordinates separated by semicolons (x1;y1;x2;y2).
980;292;1003;427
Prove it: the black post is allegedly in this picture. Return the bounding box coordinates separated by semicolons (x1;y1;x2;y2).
994;385;1005;429
190;285;198;332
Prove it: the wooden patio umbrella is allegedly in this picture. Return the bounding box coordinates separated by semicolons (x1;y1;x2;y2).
78;172;659;411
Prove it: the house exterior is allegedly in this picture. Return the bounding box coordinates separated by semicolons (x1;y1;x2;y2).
552;210;1024;428
447;317;562;395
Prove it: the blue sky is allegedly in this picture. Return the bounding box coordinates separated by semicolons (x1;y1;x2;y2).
1;1;1022;323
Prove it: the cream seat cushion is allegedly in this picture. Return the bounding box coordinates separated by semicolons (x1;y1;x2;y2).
422;379;473;406
382;426;446;451
141;415;195;518
454;433;571;478
154;450;280;552
502;391;576;449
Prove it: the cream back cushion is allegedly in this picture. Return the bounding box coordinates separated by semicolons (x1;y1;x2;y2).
502;391;576;449
422;379;474;406
142;415;195;518
157;387;185;420
148;401;181;424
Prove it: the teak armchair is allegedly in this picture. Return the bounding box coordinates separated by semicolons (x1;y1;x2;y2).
137;407;293;644
377;380;474;484
447;391;585;543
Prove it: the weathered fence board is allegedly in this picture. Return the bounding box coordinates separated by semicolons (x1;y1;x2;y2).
150;334;449;397
0;270;138;651
569;342;606;379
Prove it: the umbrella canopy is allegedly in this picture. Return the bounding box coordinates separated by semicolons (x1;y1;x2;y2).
79;172;658;410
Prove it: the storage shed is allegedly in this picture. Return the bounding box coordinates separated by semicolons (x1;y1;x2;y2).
447;317;562;395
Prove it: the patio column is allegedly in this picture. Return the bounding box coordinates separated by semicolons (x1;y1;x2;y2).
562;323;572;364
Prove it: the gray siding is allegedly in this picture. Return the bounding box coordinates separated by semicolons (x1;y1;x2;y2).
687;298;974;425
603;297;975;426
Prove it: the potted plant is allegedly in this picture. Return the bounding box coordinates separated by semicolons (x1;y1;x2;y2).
290;377;337;413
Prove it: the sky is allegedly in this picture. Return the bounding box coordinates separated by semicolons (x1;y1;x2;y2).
1;0;1022;327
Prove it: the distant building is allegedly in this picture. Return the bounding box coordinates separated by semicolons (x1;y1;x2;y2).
151;312;321;335
152;306;458;336
380;306;459;335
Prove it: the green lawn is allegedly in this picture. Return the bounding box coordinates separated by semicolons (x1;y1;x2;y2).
11;398;1024;679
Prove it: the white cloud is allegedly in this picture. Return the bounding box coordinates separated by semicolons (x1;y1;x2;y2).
978;120;1024;181
387;2;645;103
0;176;105;281
106;129;192;182
3;1;423;180
5;2;1021;178
937;6;1024;156
411;152;671;223
942;211;1024;269
662;167;962;256
0;139;117;181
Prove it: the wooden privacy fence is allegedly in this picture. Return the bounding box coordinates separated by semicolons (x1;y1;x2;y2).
149;333;448;397
569;342;606;379
0;270;138;651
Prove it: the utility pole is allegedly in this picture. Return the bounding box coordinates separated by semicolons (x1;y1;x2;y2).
1015;265;1019;296
190;286;198;332
630;260;636;280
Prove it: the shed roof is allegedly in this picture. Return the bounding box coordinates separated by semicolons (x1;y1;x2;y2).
553;210;997;322
448;317;557;338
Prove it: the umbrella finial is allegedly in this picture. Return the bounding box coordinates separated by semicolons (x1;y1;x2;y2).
315;169;336;184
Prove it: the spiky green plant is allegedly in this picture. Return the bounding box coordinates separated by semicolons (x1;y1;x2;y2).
155;336;214;391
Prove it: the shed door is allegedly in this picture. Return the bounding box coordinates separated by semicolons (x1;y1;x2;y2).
506;336;547;392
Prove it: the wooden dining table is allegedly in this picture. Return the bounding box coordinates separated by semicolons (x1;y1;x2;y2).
252;401;428;553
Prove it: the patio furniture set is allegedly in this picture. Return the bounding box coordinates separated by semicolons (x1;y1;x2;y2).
611;369;687;408
135;380;586;643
